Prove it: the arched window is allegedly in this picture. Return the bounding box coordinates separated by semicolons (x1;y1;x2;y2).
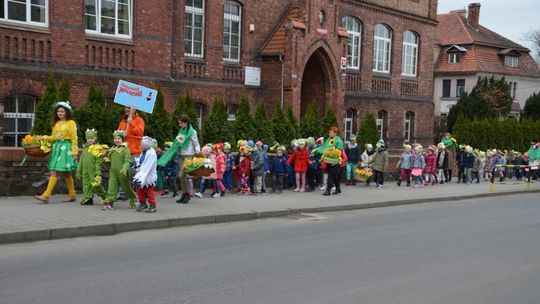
404;111;415;142
373;24;391;73
3;94;36;146
341;16;361;69
402;31;418;76
344;109;357;141
376;110;388;142
185;0;205;58
223;1;241;62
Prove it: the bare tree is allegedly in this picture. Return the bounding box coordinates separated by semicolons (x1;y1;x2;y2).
523;28;540;64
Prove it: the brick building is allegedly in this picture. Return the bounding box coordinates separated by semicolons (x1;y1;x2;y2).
1;0;438;148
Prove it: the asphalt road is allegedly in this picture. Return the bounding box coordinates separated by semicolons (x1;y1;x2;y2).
1;194;540;304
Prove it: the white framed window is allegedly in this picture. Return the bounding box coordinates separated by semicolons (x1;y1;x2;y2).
373;24;391;73
344;109;356;141
0;0;48;26
456;79;465;97
401;31;418;76
195;102;205;130
223;1;241;62
342;16;361;69
504;56;519;67
227;103;238;121
185;0;205;58
404;111;415;142
376;110;388;141
84;0;132;38
3;94;36;147
448;53;460;64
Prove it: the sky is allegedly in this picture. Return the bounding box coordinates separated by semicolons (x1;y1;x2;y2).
437;0;539;52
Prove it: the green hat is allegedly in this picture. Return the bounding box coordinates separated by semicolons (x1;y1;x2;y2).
52;101;73;113
350;135;357;141
113;130;126;138
85;128;97;139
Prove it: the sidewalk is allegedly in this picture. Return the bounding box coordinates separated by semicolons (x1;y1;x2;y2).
1;181;538;244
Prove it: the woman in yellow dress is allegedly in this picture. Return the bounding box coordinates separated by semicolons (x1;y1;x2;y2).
34;101;78;204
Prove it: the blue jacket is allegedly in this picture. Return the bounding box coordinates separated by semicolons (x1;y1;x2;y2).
270;155;288;175
399;152;412;169
225;152;234;171
463;153;475;168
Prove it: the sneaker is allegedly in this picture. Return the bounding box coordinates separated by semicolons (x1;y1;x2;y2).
102;204;114;210
319;186;326;190
299;188;306;192
294;188;300;192
211;193;220;198
172;192;179;198
136;203;149;212
376;185;383;189
220;191;226;197
145;205;157;213
194;192;203;198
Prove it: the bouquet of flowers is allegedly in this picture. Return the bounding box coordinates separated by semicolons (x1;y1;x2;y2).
355;168;373;182
183;155;214;177
88;144;109;158
321;148;342;165
21;134;51;157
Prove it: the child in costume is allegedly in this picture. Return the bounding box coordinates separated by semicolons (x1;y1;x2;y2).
261;143;269;194
251;144;265;195
424;145;437;186
396;144;412;186
483;150;494;181
102;130;136;210
194;145;219;198
369;139;389;189
360;143;375;186
344;135;360;186
160;142;179;198
34;101;78;204
223;142;235;192
134;136;158;213
76;129;107;205
238;146;252;195
472;151;485;183
313;127;344;196
214;143;226;197
306;137;322;191
436;142;448;184
463;146;476;185
270;147;288;193
410;145;426;188
288;138;310;192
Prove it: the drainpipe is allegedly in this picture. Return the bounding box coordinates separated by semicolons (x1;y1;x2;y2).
279;54;284;109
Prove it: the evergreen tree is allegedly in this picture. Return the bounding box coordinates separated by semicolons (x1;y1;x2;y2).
57;77;71;101
145;88;172;145
299;102;319;138
320;107;338;136
356;112;379;148
285;105;298;140
202;97;230;144
233;96;254;141
74;84;109;145
271;103;290;145
32;74;57;135
253;99;274;144
172;92;199;136
523;92;540;120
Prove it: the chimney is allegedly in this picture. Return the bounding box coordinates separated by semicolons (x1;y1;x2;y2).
467;3;481;29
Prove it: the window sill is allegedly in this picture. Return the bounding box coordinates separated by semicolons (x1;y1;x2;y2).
223;61;241;67
440;97;458;100
184;57;206;64
372;72;391;78
345;68;361;74
0;21;51;34
400;75;418;81
85;33;134;46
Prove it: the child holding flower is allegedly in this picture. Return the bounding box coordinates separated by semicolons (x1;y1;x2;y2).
76;129;107;205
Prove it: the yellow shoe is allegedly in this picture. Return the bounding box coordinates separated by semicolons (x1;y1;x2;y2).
34;195;49;204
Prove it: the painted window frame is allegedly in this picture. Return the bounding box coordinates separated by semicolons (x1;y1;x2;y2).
185;0;205;59
344;109;356;141
456;79;465;97
373;24;391;73
84;0;132;38
3;94;36;147
442;79;451;98
376;110;388;141
401;30;418;77
223;0;241;62
504;56;519;67
404;111;415;142
448;53;460;64
0;0;48;26
342;16;361;70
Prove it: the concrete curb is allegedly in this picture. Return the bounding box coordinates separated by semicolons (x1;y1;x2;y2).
1;189;538;245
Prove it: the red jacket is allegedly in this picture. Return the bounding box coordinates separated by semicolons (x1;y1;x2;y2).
118;113;145;156
424;153;437;174
238;155;252;176
288;147;310;172
215;152;226;179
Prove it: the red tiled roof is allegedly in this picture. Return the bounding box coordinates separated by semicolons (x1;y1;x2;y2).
435;12;540;78
261;7;302;56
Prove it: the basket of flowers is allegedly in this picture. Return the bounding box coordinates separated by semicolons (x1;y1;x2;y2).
322;148;342;165
21;135;51;158
184;155;214;177
355;168;373;182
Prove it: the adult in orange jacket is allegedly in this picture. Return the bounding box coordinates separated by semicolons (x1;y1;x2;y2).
118;107;145;157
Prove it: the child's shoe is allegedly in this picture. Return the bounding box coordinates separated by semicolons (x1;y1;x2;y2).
194;192;203;198
102;203;114;210
145;205;157;213
136;203;149;212
211;193;220;198
172;192;179;198
299;188;306;192
220;191;226;197
294;188;299;192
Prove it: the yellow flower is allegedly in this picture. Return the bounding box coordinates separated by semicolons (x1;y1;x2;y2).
91;175;102;187
88;144;107;158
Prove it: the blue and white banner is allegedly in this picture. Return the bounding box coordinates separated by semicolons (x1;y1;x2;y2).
114;80;157;114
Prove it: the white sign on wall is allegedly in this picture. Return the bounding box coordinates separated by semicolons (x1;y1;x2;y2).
245;66;261;86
